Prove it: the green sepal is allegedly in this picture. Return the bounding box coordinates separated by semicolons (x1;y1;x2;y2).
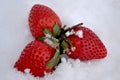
61;40;68;50
43;28;52;35
65;38;73;47
46;49;60;69
37;37;45;41
53;22;61;37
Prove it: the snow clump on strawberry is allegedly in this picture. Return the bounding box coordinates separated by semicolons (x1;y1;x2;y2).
65;30;75;36
75;30;83;38
44;38;56;48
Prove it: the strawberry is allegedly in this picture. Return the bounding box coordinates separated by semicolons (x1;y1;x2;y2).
14;40;60;77
67;26;107;60
29;4;62;38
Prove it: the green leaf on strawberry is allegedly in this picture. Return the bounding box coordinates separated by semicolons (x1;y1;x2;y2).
53;22;61;38
37;37;45;41
46;49;60;69
61;40;68;50
65;38;73;47
43;28;52;35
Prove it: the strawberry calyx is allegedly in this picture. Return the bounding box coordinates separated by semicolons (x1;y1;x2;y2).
46;49;60;69
37;23;61;69
53;22;61;38
59;23;83;54
36;22;84;69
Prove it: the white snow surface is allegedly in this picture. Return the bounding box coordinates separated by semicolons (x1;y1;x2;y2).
0;0;120;80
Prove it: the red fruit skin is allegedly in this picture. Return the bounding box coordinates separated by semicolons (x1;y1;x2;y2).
14;40;55;77
29;4;62;38
68;26;107;60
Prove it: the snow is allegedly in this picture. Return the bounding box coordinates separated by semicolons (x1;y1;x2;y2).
76;30;83;38
44;34;59;48
44;38;56;48
65;30;75;36
71;47;76;51
0;0;120;80
65;28;83;38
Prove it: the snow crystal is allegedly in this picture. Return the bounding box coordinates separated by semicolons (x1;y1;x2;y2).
75;30;83;38
65;29;83;38
65;30;75;37
45;34;52;38
24;69;30;74
71;47;76;51
44;38;56;48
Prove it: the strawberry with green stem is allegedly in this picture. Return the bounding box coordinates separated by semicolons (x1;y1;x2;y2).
14;22;107;77
29;4;62;38
14;23;61;77
60;24;107;60
15;3;107;77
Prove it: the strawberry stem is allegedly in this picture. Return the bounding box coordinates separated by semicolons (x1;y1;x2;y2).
37;23;83;69
63;23;83;34
63;25;67;29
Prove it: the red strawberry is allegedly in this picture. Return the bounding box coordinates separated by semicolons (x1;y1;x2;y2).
29;4;62;38
67;26;107;60
14;40;59;77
